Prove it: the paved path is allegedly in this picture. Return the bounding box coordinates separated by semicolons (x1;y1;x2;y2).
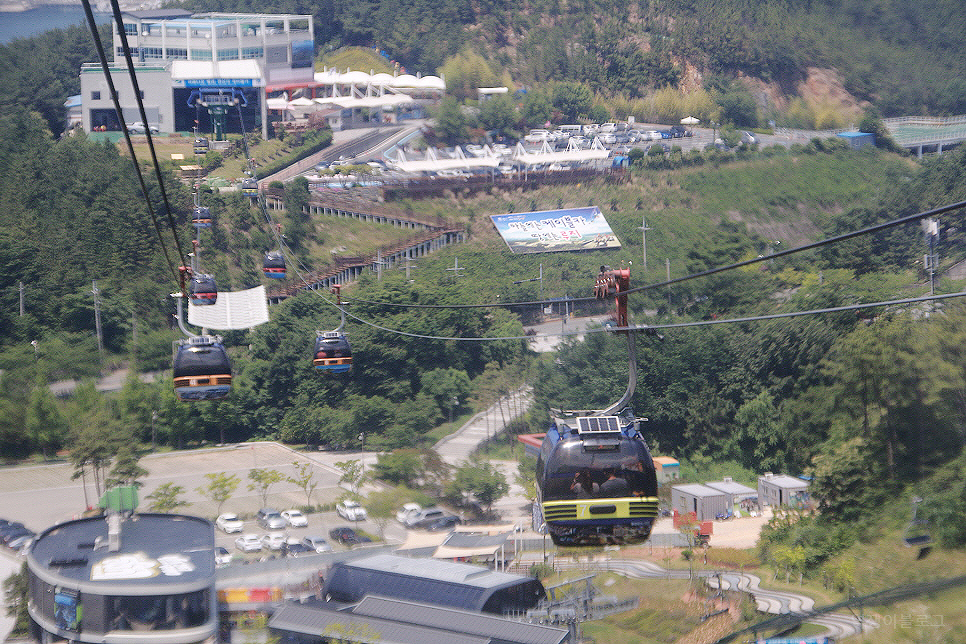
606;559;874;641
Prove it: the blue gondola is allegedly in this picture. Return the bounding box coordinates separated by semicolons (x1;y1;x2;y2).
313;331;352;373
189;273;217;305
263;250;286;279
536;414;659;546
241;178;258;197
192;206;213;228
172;335;231;401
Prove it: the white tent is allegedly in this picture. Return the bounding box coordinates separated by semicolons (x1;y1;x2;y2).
681;116;700;125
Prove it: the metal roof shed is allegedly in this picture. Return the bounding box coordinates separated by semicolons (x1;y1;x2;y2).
321;554;545;614
758;473;809;508
269;603;489;644
671;483;729;522
705;478;757;505
352;596;570;644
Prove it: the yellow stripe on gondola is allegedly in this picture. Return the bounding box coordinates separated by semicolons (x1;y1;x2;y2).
542;497;659;522
313;357;352;367
173;374;232;388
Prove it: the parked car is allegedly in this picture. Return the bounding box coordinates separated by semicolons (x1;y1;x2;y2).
214;546;232;567
234;534;262;552
396;503;422;524
337;500;368;521
405;508;445;528
6;531;34;550
282;539;313;557
126;121;159;134
281;509;308;527
329;527;371;546
256;508;286;530
669;125;691;138
261;532;287;551
216;513;244;534
598;132;617;144
424;515;462;531
301;536;333;553
524;129;551;143
644;130;663;141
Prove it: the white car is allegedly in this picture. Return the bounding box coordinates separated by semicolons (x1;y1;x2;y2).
337;500;368;521
524;129;551;144
281;510;308;527
216;513;244;534
261;532;287;551
396;503;422;524
214;546;232;567
234;534;262;552
645;130;663;141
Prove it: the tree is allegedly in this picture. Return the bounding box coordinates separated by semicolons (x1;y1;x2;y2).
105;444;148;489
450;459;509;516
3;563;31;638
26;376;67;460
287;461;319;507
196;472;240;516
551;82;593;122
365;488;401;540
434;96;467;145
248;468;285;507
145;482;188;513
335;459;369;500
373;450;424;487
478;94;517;134
522;90;552;127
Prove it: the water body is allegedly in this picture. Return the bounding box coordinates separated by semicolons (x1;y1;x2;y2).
0;5;111;44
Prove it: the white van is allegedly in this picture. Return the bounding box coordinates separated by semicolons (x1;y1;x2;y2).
558;124;583;136
599;122;617;133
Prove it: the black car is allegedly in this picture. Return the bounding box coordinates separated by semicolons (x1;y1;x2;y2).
329;527;372;546
282;541;313;557
425;515;462;531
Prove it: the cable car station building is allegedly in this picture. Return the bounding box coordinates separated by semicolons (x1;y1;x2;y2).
26;512;218;644
79;10;315;138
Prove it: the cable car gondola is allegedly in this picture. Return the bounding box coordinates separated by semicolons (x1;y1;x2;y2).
241;178;259;197
536;413;659;546
189;273;217;305
313;331;352;373
193;137;209;155
263;250;286;279
192;205;213;228
172;335;232;401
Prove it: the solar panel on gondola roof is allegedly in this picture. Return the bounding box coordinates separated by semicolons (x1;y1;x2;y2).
575;416;621;434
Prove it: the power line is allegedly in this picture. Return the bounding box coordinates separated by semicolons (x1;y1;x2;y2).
80;0;185;285
339;289;966;342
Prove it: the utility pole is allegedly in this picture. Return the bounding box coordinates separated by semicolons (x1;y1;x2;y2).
637;218;652;269
92;280;104;363
665;258;671;308
19;281;24;316
923;218;939;295
446;257;464;280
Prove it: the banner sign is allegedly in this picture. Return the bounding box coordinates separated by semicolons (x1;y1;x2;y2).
490;206;621;254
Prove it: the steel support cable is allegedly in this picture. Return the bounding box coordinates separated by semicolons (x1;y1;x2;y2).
336;289;966;342
339;199;966;311
79;0;183;284
108;0;189;270
234;102;306;279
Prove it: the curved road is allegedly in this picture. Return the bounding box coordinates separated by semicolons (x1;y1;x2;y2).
606;559;874;640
